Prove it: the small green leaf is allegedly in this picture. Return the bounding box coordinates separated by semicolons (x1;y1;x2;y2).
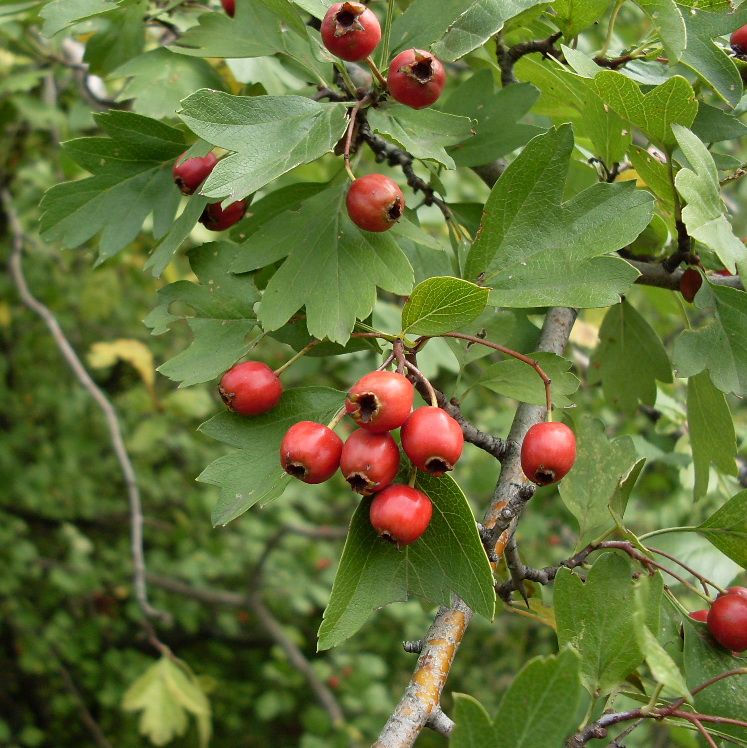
634;0;686;61
697;490;747;567
452;694;496;748
39;0;117;37
122;656;211;748
629;145;676;209
401;277;489;336
588;299;673;413
318;473;495;650
553;0;612;39
179;92;348;202
555;553;644;696
473;352;578;409
673;124;747;274
559;417;638;547
673;281;747;396
368;106;474;169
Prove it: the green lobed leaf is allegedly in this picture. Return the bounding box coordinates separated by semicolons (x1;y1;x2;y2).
697;490;747;567
441;72;542;168
684;619;747;741
122;656;211;748
555;553;644;696
451;694;496;748
588;299;673;413
687;371;738;500
673;281;747;396
628;145;676;209
234;184;413;344
679;3;747;107
82;0;146;77
465;125;650;309
367;105;474;170
472;352;579;409
39;111;185;263
198;387;345;526
401;277;489;336
673;124;747;274
318;472;495;650
559;417;638;547
179;92;347;203
588;72;697;148
553;0;612;39
692;102;747;143
39;0;117;37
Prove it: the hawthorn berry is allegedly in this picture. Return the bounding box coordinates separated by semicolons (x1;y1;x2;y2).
345;370;414;432
218;361;283;416
199;199;247;231
721;586;747;600
346;174;404;232
679;267;702;303
521;421;576;486
280;421;343;484
320;2;381;62
221;0;235;16
173;152;218;195
400;406;463;477
340;429;400;495
369;484;432;546
387;49;446;109
706;592;747;652
731;23;747;55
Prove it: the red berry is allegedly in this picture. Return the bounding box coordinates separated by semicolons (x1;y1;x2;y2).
340;429;400;495
369;484;432;546
320;2;381;62
731;23;747;54
221;0;235;16
679;267;702;303
521;421;576;486
387;49;446;109
346;174;404;232
345;370;414;432
689;609;709;622
280;421;343;484
173;152;218;195
400;406;463;477
218;361;282;416
706;593;747;652
716;268;733;277
199;199;247;231
721;586;747;600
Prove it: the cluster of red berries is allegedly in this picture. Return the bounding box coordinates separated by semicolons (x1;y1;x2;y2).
172;151;247;231
320;2;446;235
218;357;578;545
690;586;747;653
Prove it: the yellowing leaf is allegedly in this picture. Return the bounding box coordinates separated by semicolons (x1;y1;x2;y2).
88;338;156;397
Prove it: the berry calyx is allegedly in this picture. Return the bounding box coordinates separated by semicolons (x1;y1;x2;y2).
706;593;747;652
387;49;446;109
679;267;702;303
280;421;343;484
369;484;432;546
199;199;247;231
345;370;414;432
521;421;577;486
731;23;747;55
320;2;381;62
173;152;218;195
400;406;463;477
219;361;283;416
340;429;400;495
346;174;404;232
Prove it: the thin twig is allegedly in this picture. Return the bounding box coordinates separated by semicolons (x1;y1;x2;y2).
2;187;170;625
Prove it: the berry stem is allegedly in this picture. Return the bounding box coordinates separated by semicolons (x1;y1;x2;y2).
402;359;437;407
365;56;387;88
273;339;321;376
343;95;371;182
327;405;347;430
407;464;418;488
420;332;553;416
377;0;396;75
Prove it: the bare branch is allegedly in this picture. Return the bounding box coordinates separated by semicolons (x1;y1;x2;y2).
2;187;170;625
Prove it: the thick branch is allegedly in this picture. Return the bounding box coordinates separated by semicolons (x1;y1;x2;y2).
2;187;169;624
628;259;744;291
496;32;562;87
